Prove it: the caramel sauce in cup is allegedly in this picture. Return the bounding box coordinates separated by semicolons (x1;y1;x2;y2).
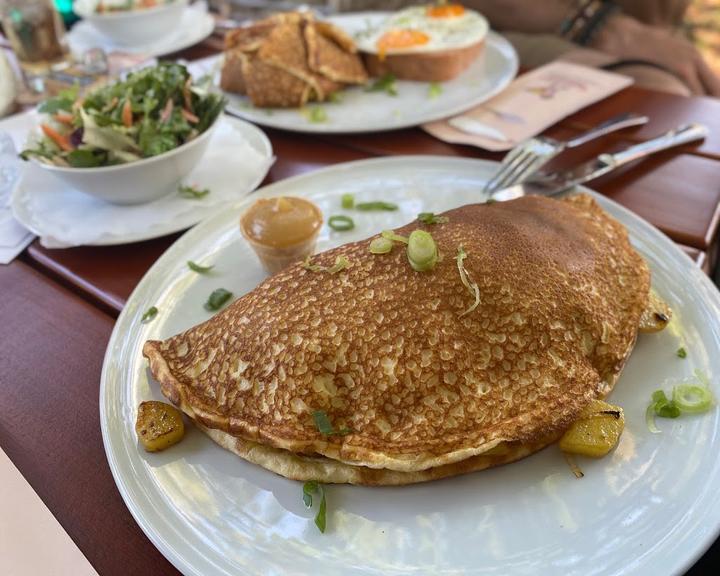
240;196;323;274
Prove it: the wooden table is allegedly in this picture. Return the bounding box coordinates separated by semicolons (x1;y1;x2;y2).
1;35;719;575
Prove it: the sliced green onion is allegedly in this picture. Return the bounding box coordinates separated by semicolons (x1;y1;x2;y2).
187;260;214;274
672;384;715;413
407;230;439;272
428;82;443;99
303;255;350;274
369;237;393;254
178;184;210;199
204;288;233;311
645;404;661;434
308;107;327;123
365;73;398;96
455;245;480;317
141;306;158;323
355;201;398;211
302;481;327;533
381;230;409;244
417;212;448;225
651;389;681;418
328;215;354;231
677;347;687;358
312;410;352;436
341;193;354;209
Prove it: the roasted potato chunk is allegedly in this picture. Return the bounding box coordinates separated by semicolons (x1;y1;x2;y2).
639;289;672;333
136;401;185;452
559;399;624;458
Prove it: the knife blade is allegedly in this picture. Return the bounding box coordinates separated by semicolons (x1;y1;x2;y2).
490;123;708;202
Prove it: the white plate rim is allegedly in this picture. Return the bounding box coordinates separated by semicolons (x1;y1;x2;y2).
9;115;273;246
221;14;518;134
100;155;720;576
67;7;214;58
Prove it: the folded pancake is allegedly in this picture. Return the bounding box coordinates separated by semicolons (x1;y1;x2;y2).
144;194;651;482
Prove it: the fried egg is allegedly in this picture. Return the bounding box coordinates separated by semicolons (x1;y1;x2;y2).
355;4;488;57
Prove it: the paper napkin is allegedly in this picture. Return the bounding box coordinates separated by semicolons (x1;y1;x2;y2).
13;118;274;248
423;61;633;151
0;446;99;576
0;132;34;265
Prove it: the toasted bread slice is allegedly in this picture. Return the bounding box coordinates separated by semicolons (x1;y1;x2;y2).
363;40;484;82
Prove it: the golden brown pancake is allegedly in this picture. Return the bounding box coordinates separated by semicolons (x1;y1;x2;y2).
144;194;650;479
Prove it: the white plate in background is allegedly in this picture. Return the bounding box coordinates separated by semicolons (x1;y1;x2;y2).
220;12;518;133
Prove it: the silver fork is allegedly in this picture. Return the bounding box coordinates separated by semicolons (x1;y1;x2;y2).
482;113;649;195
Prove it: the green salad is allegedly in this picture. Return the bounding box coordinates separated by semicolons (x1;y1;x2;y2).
21;63;225;168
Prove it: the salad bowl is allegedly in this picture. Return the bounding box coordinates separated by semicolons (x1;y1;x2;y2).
73;0;189;47
22;63;225;205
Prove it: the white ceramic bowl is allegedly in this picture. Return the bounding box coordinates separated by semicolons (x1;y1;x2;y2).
73;0;188;46
31;115;221;205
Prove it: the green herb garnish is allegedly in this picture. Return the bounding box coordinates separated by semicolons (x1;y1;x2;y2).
312;410;352;436
365;73;398;96
302;481;327;533
355;201;398;211
428;82;443;99
341;193;354;209
369;237;393;254
328;215;355;231
677;347;687;358
204;288;233;311
381;230;409;244
303;255;351;274
38;84;79;114
141;306;158;323
418;212;448;225
179;184;210;199
455;245;480;316
328;92;343;103
407;230;439;272
187;260;214;274
307;107;328;123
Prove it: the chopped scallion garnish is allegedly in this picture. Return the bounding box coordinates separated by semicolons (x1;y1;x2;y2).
677;347;687;358
141;306;158;323
407;230;439;272
455;245;480;316
341;193;354;209
204;288;233;311
381;230;409;244
178;184;210;199
365;73;398;96
369;237;393;254
355;201;398;211
312;410;352;436
418;212;448;225
303;255;350;274
428;82;443;99
328;215;355;231
646;370;716;432
187;260;214;274
307;107;327;123
302;481;327;533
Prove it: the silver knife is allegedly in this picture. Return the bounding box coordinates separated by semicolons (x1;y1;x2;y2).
491;123;708;202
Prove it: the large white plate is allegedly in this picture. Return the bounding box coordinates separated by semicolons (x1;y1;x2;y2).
101;157;720;576
67;5;214;58
221;12;518;133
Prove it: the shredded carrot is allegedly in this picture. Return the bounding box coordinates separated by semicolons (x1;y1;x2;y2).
41;124;73;152
181;108;199;124
122;98;133;127
53;112;74;125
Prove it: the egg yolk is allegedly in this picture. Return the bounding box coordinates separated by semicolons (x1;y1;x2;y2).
426;4;465;18
377;29;430;58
